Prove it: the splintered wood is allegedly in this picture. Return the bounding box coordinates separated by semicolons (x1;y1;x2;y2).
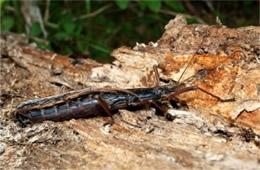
0;15;259;169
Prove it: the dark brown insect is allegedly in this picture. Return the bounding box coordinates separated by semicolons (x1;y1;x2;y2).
14;65;235;125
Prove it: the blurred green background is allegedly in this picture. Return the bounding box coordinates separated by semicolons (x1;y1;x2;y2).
1;0;259;63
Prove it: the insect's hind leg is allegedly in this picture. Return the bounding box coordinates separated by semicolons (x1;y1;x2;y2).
97;96;114;126
171;86;235;102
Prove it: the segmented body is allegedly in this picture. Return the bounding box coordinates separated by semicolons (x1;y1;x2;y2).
15;85;178;124
15;66;234;125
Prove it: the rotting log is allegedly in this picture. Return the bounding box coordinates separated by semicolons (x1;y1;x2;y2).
0;15;259;169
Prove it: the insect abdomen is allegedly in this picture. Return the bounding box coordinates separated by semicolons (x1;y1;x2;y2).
16;96;102;124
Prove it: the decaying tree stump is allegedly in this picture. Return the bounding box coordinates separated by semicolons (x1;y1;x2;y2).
0;15;259;169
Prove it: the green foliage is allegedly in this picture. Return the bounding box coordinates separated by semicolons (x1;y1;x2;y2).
85;0;91;13
1;15;14;32
146;0;161;12
115;0;129;10
0;0;5;7
30;23;42;37
164;1;185;13
34;40;52;51
0;1;258;63
61;13;76;34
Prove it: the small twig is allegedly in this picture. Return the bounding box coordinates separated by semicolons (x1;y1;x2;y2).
44;21;59;29
44;0;50;22
4;6;18;14
43;0;59;29
105;25;122;44
20;0;48;38
159;9;207;25
25;34;49;43
203;0;215;13
74;3;112;21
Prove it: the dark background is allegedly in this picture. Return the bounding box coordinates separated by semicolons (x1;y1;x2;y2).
1;0;259;62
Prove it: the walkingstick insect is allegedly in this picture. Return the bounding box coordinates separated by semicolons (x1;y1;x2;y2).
15;62;235;125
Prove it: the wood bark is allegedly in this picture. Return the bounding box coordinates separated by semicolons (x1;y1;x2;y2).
0;16;259;169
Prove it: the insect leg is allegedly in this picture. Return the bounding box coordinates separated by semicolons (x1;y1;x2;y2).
151;101;165;113
171;86;235;102
168;95;188;109
98;96;114;125
151;101;175;121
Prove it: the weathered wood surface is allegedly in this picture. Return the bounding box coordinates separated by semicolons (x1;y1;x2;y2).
0;16;259;169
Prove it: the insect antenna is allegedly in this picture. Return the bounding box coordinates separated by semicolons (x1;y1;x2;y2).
177;54;196;83
177;36;208;83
